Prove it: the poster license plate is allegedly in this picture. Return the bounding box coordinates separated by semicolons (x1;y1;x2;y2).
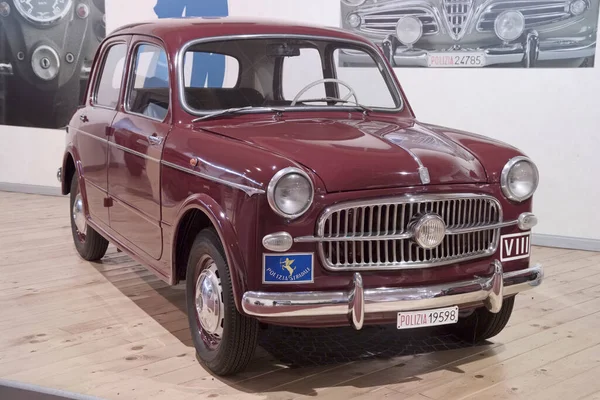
397;306;459;330
427;52;486;67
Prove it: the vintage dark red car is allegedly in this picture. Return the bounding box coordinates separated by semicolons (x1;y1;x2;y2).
58;17;543;376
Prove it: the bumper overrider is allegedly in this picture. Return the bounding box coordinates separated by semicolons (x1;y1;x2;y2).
242;260;543;330
376;31;596;68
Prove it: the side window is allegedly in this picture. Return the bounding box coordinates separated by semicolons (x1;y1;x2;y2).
94;43;127;108
127;44;170;121
281;48;325;103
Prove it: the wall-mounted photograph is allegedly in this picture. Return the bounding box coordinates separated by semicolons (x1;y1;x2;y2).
0;0;106;128
339;0;599;68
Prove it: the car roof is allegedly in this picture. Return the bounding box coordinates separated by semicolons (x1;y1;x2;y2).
111;16;374;47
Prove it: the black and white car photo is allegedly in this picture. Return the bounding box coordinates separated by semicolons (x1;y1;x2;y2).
0;0;106;128
339;0;598;68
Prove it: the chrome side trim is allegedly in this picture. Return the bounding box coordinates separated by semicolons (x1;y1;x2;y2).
109;142;161;163
71;126;109;143
176;34;405;117
161;160;265;197
242;261;544;329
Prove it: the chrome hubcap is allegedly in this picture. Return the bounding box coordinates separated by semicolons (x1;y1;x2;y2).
72;193;87;236
195;260;224;342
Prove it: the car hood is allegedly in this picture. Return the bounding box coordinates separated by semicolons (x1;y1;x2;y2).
200;117;488;193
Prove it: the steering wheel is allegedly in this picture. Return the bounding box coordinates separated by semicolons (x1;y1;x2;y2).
291;78;359;107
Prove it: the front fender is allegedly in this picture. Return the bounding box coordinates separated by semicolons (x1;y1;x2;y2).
171;193;249;313
421;122;527;183
60;146;85;193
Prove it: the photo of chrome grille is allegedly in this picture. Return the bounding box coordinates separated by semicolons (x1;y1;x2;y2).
360;7;439;35
476;0;572;32
443;0;474;39
339;0;598;68
317;194;502;270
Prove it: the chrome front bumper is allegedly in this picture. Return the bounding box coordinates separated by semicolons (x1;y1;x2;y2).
242;260;543;330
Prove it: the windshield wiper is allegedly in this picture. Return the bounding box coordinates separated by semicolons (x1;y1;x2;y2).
295;98;372;114
192;106;285;122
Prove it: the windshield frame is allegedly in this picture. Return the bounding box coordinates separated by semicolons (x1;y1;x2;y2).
176;34;405;117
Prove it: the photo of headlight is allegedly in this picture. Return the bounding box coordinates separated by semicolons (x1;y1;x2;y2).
494;10;525;42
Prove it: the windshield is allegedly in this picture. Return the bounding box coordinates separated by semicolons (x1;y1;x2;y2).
179;37;403;115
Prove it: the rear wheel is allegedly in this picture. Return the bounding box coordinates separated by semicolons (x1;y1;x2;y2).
451;296;515;343
69;177;108;261
186;228;259;376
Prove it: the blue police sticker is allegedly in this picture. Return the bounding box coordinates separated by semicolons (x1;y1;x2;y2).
263;253;314;284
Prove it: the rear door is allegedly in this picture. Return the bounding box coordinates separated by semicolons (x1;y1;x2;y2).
107;36;171;261
75;37;129;227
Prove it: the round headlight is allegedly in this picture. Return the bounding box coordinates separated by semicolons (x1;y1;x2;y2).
342;0;367;6
396;16;423;46
501;157;539;202
347;13;361;28
268;167;314;219
570;0;588;15
494;10;525;42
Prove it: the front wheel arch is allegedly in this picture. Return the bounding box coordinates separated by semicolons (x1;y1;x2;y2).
61;150;79;195
171;195;249;314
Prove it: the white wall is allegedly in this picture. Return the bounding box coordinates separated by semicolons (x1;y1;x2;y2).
0;125;64;188
1;0;599;241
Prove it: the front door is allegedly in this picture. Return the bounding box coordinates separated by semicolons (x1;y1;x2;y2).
75;38;129;227
107;38;171;260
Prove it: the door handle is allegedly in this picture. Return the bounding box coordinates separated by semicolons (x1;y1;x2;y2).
79;114;89;123
147;134;163;145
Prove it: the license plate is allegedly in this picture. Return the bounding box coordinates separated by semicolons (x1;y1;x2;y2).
427;52;486;68
397;306;459;330
500;232;531;262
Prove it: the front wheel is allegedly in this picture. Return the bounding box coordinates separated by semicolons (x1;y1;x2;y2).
450;296;515;343
186;228;259;376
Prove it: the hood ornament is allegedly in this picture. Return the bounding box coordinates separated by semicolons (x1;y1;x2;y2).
419;167;431;185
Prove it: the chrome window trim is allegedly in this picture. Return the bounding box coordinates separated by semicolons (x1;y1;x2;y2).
91;42;129;110
310;193;503;271
267;167;315;219
124;42;171;123
175;34;405;117
500;156;539;202
161;160;265;197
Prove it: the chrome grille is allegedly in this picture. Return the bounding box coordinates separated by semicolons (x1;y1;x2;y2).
359;7;439;36
477;1;572;32
443;0;474;40
317;194;502;270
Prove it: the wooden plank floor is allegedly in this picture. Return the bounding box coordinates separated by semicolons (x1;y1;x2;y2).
1;190;600;400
